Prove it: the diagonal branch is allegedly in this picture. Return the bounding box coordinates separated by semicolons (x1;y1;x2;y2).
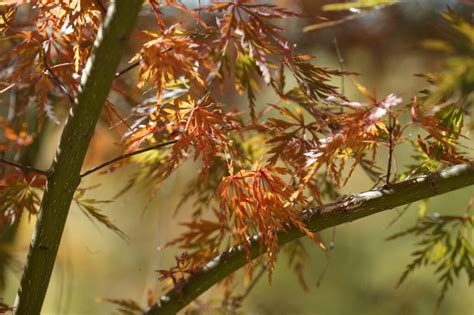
144;161;474;315
81;139;177;177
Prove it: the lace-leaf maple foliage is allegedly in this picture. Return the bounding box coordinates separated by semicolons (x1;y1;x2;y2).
0;1;472;314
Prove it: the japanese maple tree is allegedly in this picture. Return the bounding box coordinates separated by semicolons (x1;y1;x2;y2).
0;1;472;314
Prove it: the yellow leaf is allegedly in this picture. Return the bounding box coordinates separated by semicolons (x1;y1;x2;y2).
418;199;429;218
350;78;375;101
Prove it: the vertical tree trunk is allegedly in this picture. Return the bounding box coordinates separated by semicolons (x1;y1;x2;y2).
13;1;143;314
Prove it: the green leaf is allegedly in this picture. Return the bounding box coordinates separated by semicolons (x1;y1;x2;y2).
389;214;473;313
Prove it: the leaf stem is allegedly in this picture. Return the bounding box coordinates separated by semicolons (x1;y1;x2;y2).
239;264;266;301
386;114;395;185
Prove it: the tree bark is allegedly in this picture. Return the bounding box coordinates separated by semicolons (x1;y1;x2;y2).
144;161;474;315
13;1;143;314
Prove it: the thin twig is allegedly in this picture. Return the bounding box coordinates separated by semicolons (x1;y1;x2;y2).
333;37;345;95
43;68;74;103
0;83;15;94
0;157;48;176
115;60;141;79
386;114;395;185
333;37;345;115
316;253;331;287
385;203;412;229
41;48;75;103
80;139;178;177
197;0;202;26
239;264;267;301
316;225;337;286
114;48;172;79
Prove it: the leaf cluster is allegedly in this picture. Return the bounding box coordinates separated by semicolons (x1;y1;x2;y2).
0;1;472;313
0;171;44;225
388;213;473;313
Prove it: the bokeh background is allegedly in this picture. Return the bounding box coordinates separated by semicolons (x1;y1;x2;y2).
1;0;473;314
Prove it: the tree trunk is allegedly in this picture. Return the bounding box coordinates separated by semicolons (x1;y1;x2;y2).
13;1;143;314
